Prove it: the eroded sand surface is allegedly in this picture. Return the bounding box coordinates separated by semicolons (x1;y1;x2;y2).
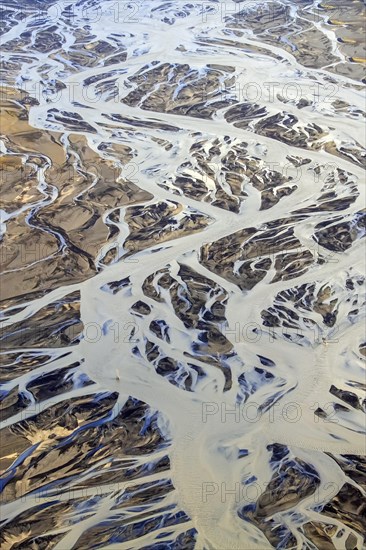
0;1;366;549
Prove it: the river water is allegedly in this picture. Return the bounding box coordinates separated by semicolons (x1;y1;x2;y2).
0;1;365;548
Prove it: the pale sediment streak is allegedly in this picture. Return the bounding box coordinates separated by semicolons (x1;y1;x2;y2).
1;1;365;549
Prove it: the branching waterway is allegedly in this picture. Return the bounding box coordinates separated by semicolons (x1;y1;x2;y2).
0;1;365;548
